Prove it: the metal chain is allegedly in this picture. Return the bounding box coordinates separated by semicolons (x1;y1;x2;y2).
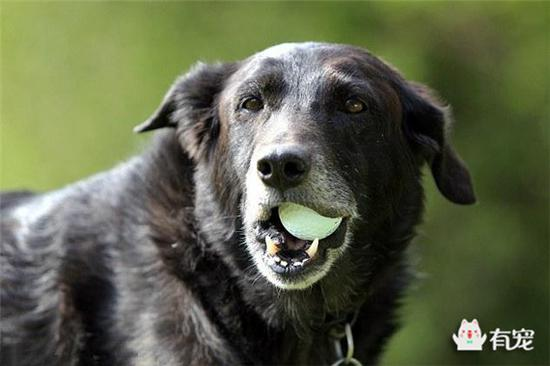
330;323;362;366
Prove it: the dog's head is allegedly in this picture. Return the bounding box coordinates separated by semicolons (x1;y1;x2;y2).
136;43;475;290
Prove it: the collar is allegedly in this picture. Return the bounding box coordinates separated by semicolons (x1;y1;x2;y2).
326;311;363;366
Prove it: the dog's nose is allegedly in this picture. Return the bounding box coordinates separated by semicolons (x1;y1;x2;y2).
256;146;311;191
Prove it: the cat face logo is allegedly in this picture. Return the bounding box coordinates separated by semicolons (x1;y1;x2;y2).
452;319;487;351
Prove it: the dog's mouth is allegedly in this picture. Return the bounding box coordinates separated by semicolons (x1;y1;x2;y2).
254;205;348;277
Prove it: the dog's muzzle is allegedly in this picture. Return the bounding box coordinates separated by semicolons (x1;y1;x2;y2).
243;144;358;289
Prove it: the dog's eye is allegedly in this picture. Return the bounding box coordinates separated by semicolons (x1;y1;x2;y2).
242;97;264;112
344;98;365;113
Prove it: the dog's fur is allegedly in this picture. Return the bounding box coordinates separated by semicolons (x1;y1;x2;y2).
0;43;475;365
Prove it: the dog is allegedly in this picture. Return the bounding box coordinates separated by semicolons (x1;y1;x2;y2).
0;42;475;365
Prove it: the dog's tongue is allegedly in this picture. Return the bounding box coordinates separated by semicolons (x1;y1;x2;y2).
284;234;308;251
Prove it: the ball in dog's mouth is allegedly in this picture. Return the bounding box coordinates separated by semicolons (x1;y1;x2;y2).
255;203;348;277
278;202;342;240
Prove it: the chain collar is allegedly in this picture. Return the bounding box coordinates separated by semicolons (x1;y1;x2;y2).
327;311;362;366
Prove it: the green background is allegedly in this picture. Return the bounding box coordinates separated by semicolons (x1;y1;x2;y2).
1;1;548;364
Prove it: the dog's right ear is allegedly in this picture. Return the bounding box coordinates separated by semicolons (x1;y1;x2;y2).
134;62;237;159
133;85;178;133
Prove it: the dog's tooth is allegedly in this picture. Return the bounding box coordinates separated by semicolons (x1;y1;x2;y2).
306;238;319;258
273;255;281;263
293;261;303;267
265;236;281;256
280;260;288;267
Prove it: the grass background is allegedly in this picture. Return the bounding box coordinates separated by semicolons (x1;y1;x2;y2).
1;1;548;364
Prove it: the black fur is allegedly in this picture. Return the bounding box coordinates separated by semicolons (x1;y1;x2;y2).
1;43;475;365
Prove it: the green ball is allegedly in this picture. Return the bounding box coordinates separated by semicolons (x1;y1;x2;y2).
278;202;342;241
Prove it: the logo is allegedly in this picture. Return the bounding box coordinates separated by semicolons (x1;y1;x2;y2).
489;328;535;351
452;319;487;351
452;319;535;352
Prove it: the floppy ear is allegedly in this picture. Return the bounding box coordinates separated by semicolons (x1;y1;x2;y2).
134;62;236;160
402;82;476;205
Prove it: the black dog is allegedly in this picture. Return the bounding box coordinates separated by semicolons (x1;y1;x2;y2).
1;43;475;365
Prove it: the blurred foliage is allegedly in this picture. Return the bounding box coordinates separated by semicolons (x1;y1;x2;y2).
1;1;548;365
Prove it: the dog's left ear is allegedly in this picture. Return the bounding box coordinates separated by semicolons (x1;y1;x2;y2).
401;82;476;205
134;62;236;160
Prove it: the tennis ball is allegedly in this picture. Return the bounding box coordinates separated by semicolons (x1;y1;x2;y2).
278;202;342;241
